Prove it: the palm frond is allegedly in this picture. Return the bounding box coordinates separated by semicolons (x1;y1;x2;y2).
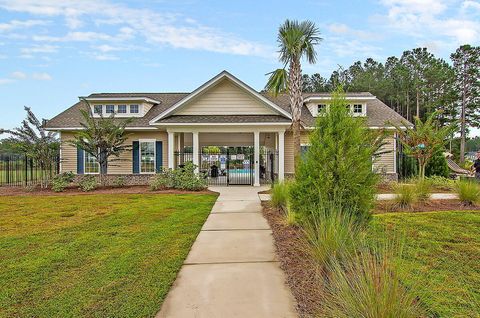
265;68;288;96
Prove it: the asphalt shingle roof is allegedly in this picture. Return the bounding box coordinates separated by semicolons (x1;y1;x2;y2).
44;91;411;129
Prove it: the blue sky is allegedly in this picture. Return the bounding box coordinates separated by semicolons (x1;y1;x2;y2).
0;0;479;131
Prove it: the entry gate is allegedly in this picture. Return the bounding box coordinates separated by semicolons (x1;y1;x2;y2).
200;147;253;186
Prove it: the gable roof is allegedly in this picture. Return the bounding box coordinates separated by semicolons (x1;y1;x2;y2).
148;71;292;124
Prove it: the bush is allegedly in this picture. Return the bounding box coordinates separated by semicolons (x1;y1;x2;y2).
456;180;480;206
425;151;449;178
302;202;360;270
425;175;456;191
78;175;97;192
290;88;383;225
51;172;75;192
271;181;290;209
321;242;426;318
112;176;126;188
394;184;417;209
414;179;431;202
150;162;207;191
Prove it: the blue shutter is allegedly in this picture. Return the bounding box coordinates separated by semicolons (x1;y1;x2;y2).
77;146;84;174
156;141;163;172
132;141;139;174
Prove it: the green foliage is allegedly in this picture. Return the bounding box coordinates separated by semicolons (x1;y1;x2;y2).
301;202;360;270
271;181;291;209
112;176;126;188
455;180;480;206
425;175;456;191
414;179;431;202
69;100;132;175
425;150;449;177
150;162;207;191
290;88;384;224
394;184;417;209
78;175;97;192
392;112;456;179
321;241;427;318
51;172;75;192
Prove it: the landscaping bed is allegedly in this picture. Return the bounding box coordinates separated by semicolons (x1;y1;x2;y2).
374;199;480;213
0;193;218;317
263;203;480;317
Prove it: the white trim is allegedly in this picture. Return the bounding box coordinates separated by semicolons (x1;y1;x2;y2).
393;132;397;173
45;127;159;131
58;131;62;173
152;122;292;126
278;130;285;182
168;132;175;169
149;71;292;124
254;131;260;186
84;150;100;175
83;97;160;104
139;139;156;174
304;96;376;102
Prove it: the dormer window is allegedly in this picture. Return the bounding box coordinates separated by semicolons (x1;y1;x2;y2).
130;104;139;114
317;104;326;114
93;105;102;115
106;105;115;114
353;104;363;114
118;105;127;114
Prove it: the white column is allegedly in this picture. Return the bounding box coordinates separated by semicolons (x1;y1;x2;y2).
254;131;260;186
278;130;285;182
192;131;199;174
168;131;175;169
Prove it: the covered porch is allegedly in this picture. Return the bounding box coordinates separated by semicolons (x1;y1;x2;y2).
165;127;286;186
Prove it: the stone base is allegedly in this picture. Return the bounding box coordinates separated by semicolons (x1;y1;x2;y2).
73;174;153;186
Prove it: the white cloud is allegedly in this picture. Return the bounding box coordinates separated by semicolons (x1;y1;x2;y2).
31;72;52;80
0;19;48;32
0;78;14;85
0;0;271;57
327;23;382;40
20;44;58;54
11;71;27;79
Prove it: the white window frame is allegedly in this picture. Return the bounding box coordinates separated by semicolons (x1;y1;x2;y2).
317;104;327;115
130;104;139;114
139;139;156;174
84;150;100;175
105;104;115;114
93;104;103;115
117;104;127;114
353;104;363;114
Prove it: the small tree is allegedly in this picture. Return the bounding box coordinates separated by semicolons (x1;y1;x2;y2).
0;106;59;188
392;112;456;180
290;88;386;224
69;100;132;184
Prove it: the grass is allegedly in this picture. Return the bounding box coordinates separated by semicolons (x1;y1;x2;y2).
0;193;217;318
369;210;480;317
456;180;480;206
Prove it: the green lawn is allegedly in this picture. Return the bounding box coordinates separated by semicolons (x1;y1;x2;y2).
0;193;217;318
370;211;480;317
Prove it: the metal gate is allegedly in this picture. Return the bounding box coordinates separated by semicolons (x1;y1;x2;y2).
226;147;254;185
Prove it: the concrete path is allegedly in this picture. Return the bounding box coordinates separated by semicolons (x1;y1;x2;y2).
156;186;298;318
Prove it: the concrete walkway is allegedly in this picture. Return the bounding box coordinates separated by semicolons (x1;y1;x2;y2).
156;186;297;318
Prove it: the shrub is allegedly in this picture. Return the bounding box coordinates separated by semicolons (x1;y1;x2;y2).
112;176;126;188
414;179;431;202
284;204;297;226
302;202;360;270
271;181;290;209
425;151;449;178
150;171;173;191
394;184;417;209
321;242;427;318
290;88;383;225
78;175;97;192
150;162;207;191
456;180;480;206
425;175;456;191
51;172;75;192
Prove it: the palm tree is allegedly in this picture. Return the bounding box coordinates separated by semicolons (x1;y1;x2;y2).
265;19;322;168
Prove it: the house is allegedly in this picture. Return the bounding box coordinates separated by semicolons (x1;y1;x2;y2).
44;71;409;186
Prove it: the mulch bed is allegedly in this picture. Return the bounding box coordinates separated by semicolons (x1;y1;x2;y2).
262;202;322;317
0;185;215;196
374;199;480;213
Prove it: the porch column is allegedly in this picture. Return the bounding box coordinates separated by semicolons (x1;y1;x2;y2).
192;131;199;174
168;131;175;169
278;130;285;182
254;131;260;186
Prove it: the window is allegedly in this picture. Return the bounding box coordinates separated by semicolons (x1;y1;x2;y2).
106;104;115;114
140;141;155;173
130;104;139;113
84;151;99;174
317;104;326;114
117;104;127;113
93;105;102;115
353;104;363;114
300;145;310;157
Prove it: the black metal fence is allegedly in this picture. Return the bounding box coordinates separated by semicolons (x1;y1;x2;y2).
0;154;60;187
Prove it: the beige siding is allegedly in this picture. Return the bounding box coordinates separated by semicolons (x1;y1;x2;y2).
373;135;396;173
60;131;168;174
284;131;311;174
176;79;277;115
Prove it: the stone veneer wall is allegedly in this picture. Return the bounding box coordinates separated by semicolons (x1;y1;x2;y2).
73;174;154;186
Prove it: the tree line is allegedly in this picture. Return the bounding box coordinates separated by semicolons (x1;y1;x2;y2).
302;45;480;163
